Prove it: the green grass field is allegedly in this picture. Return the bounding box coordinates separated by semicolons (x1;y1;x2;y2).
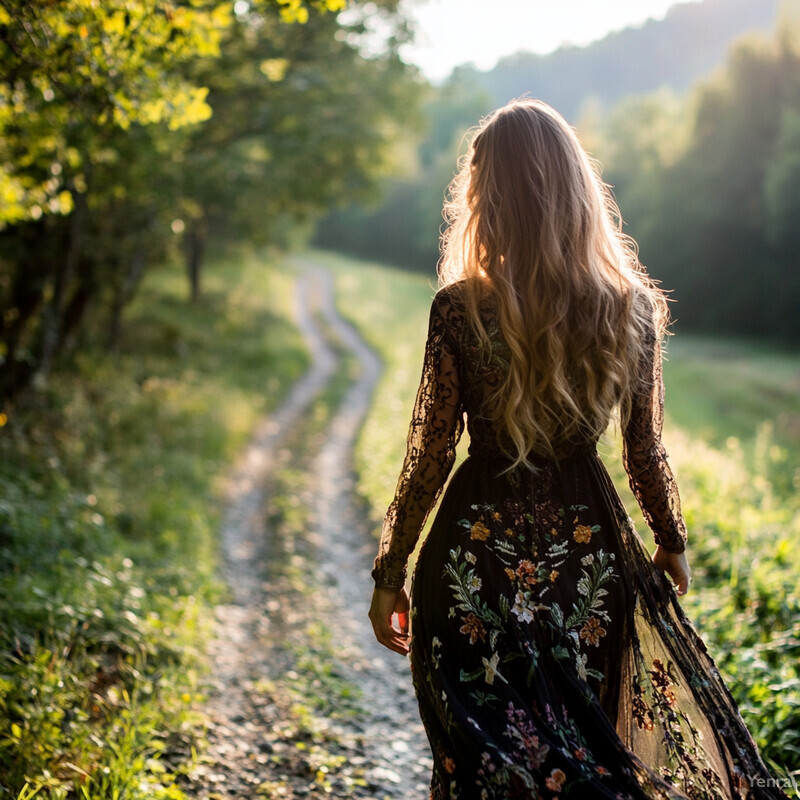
318;250;800;783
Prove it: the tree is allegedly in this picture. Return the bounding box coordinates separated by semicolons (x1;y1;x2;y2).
314;68;490;271
176;0;419;299
0;0;419;401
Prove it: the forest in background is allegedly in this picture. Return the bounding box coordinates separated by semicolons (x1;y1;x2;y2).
316;0;800;341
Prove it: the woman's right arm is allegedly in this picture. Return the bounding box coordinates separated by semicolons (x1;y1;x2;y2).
622;313;691;593
622;319;687;554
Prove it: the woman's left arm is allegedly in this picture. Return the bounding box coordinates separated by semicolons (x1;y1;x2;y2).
369;294;464;652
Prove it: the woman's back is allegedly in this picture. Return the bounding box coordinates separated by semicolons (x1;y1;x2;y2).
431;281;622;461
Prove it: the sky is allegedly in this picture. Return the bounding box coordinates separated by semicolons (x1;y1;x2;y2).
399;0;703;81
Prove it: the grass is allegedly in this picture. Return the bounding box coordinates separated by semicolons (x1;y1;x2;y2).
316;249;800;783
0;249;308;799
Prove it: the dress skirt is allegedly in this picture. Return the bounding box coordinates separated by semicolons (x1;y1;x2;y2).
408;450;788;800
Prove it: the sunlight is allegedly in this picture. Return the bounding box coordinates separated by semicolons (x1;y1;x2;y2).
400;0;703;80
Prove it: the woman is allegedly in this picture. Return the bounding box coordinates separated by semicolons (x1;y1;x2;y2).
368;99;788;799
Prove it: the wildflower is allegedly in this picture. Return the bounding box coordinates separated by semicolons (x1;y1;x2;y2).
467;573;483;594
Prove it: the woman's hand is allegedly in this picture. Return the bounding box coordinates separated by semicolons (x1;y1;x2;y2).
652;545;692;596
369;586;410;656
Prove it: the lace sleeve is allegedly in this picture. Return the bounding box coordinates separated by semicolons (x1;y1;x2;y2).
371;294;465;591
622;316;688;554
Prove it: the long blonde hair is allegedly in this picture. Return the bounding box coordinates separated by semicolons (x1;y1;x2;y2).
439;98;669;469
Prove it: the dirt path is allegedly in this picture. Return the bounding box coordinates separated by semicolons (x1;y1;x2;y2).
183;261;430;799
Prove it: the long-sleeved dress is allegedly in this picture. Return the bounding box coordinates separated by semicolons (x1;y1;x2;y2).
371;285;789;800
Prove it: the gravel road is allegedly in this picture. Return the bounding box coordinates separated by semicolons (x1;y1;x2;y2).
183;260;431;800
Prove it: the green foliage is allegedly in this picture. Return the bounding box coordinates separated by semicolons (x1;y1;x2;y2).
314;71;490;271
763;107;800;253
327;254;800;777
0;252;307;797
588;20;800;342
0;0;419;403
0;0;228;227
181;1;420;271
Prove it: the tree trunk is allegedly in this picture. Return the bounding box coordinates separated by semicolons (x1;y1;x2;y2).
107;247;147;352
0;256;45;402
37;181;89;383
185;219;207;303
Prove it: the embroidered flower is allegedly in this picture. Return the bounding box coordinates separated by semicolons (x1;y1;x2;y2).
515;559;537;586
459;612;486;644
579;616;607;647
580;554;594;566
467;574;483;593
511;591;535;623
481;652;507;685
470;520;491;541
573;524;593;543
633;694;655;731
465;551;477;564
576;652;588;681
549;569;559;582
574;746;588;761
545;768;566;791
649;658;677;705
443;757;456;774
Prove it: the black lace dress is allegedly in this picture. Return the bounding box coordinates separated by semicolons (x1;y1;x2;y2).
371;286;788;800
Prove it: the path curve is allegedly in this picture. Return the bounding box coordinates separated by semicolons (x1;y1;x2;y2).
185;259;430;799
298;258;432;797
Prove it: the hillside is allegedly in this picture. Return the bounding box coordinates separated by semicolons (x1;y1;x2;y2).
459;0;780;120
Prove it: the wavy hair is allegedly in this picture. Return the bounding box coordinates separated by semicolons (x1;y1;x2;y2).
438;98;669;469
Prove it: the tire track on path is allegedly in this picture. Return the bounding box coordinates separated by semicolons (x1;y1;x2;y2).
184;260;430;799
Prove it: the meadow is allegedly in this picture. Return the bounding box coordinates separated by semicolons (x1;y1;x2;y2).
317;250;800;785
